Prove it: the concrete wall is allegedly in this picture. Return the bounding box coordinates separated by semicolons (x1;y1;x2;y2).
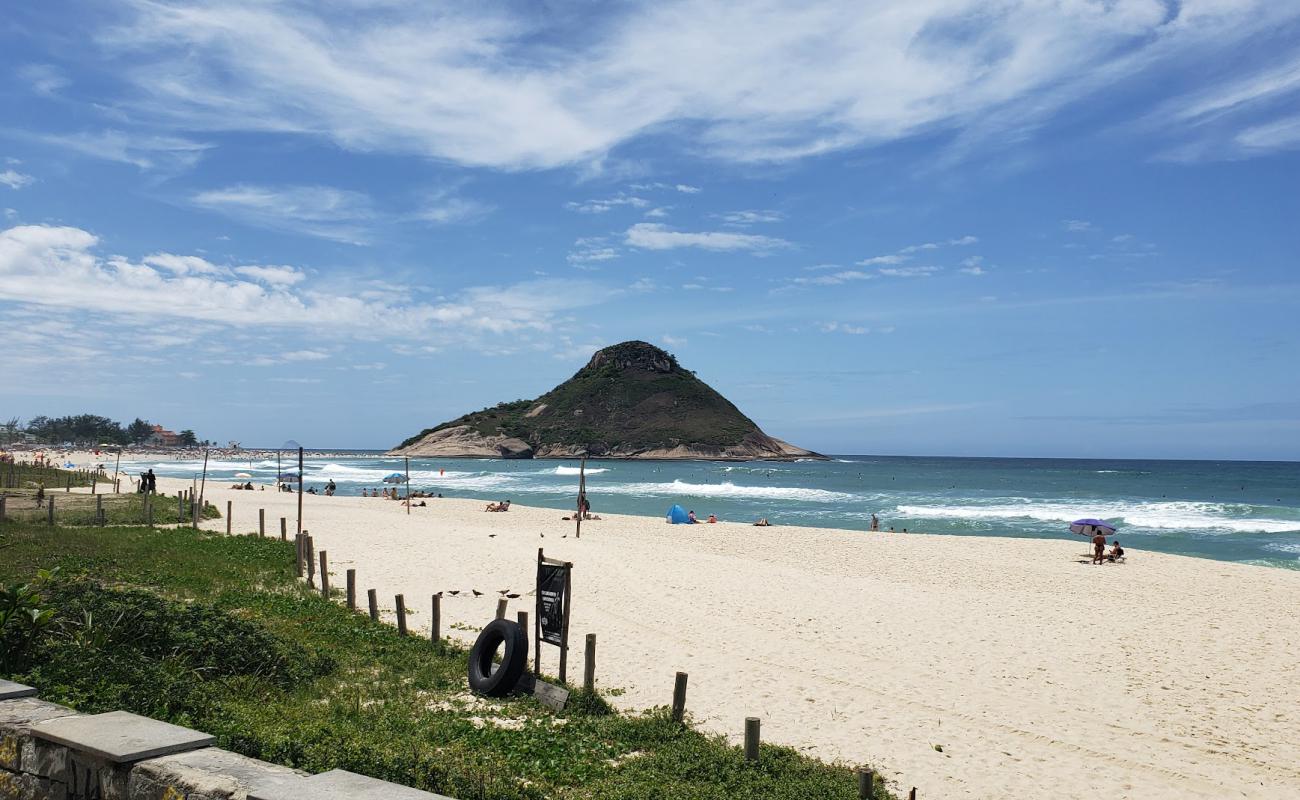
0;688;452;800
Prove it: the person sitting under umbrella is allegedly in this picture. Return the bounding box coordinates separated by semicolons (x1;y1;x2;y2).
1107;540;1125;562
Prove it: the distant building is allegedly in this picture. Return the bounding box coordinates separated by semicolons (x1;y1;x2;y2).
145;425;180;448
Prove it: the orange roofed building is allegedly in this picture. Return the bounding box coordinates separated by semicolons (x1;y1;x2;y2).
145;425;180;448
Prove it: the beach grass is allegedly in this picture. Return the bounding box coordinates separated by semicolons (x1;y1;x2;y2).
0;520;894;799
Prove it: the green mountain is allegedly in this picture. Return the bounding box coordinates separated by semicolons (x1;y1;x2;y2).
390;341;823;460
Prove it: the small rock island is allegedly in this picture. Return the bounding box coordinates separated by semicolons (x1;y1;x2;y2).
389;340;824;460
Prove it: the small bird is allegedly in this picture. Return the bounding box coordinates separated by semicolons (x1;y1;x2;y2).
539;532;544;538
448;590;460;596
471;589;483;597
498;589;510;595
506;593;520;599
562;534;567;538
434;591;443;598
488;534;497;538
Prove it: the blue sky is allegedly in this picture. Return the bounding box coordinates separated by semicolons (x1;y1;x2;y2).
2;0;1298;459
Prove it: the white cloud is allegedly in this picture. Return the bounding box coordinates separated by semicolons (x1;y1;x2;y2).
625;222;790;252
37;130;211;170
413;194;493;225
878;265;939;277
192;185;374;244
0;170;34;190
1063;219;1094;232
959;255;987;275
629;277;658;292
19;64;70;96
675;184;701;194
719;209;784;226
565;194;649;213
856;254;906;266
234;265;306;286
0;224;606;347
644;207;670;218
818;321;869;334
793;270;874;286
662;334;687;346
89;1;1300;169
568;236;620;265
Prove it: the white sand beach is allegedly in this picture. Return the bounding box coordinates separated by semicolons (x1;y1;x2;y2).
117;476;1300;798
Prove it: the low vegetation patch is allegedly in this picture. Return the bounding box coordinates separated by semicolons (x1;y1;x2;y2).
0;521;892;799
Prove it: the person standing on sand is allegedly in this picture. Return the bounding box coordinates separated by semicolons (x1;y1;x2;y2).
1092;530;1108;564
870;513;879;531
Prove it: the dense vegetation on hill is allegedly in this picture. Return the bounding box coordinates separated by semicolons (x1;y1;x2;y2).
396;341;777;454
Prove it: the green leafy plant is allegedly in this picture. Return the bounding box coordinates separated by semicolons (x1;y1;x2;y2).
0;567;59;670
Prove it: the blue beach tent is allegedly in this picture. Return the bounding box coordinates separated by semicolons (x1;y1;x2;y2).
667;504;690;524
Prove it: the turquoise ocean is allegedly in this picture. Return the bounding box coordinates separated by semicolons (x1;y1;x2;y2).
129;454;1300;570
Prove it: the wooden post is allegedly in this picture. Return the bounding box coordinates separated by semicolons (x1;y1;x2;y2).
177;492;183;523
319;551;329;597
112;449;121;493
226;500;232;535
558;561;573;683
294;534;304;578
908;789;916;800
192;494;200;529
96;494;103;526
296;446;303;536
496;597;508;619
405;456;410;516
534;548;543;676
744;717;760;762
305;534;315;587
672;672;688;722
280;517;287;541
47;495;55;526
395;594;407;635
66;474;71;492
346;569;356;610
431;594;442;643
367;589;378;622
584;633;596;692
259;508;265;537
857;770;874;799
146;496;153;527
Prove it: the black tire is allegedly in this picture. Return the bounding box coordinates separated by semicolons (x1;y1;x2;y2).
468;619;529;697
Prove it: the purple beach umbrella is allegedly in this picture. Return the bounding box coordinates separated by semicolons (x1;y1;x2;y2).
1069;518;1117;537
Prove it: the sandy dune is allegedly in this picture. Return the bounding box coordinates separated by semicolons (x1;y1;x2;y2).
145;477;1300;799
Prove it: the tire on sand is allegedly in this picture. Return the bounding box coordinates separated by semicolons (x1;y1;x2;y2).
468;618;529;696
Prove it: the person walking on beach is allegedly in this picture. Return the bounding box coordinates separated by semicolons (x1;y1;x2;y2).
1092;530;1108;564
145;469;156;494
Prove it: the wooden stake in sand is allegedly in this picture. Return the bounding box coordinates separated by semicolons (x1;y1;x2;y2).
305;534;315;587
259;508;265;537
431;594;442;643
226;501;232;535
296;446;304;536
197;449;209;528
496;597;508;620
280;517;287;541
319;551;329;597
346;569;356;610
112;448;121;493
857;770;875;799
367;589;378;622
744;717;760;762
672;672;688;723
395;594;407;635
294;534;304;578
584;633;596;692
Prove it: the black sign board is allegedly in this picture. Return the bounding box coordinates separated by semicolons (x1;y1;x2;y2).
538;561;567;646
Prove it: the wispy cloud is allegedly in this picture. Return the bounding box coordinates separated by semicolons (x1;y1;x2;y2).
87;1;1300;169
718;210;784;226
565;193;649;213
1063;219;1093;232
877;265;939;277
18;64;70;96
192;185;374;244
0;170;34;190
625;223;790;252
818;321;870;334
568;236;620;266
36;130;211;171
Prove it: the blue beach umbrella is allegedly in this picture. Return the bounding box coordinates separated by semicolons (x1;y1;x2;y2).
1070;518;1116;537
383;472;407;483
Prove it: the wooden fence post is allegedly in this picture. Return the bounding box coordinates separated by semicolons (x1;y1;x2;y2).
367;589;378;622
744;717;760;762
431;594;442;643
305;534;315;587
395;594;407;635
146;496;153;527
672;672;688;723
96;494;104;526
226;501;232;535
346;569;356;610
908;789;917;800
495;597;508;619
584;633;596;692
280;517;287;541
47;495;55;526
66;475;71;493
319;551;329;597
177;492;183;523
294;534;304;578
858;770;875;799
259;508;265;537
